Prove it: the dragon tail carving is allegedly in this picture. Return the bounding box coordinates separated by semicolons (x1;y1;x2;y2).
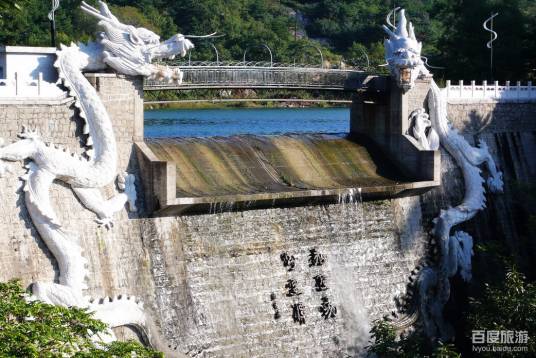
416;80;503;340
23;162;89;295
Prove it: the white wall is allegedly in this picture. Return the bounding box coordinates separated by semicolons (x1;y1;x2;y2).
0;46;57;82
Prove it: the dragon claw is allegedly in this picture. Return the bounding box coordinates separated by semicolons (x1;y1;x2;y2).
118;172;137;212
18;126;40;140
487;173;504;193
0;162;13;178
0;137;13;177
117;172;127;191
96;217;114;230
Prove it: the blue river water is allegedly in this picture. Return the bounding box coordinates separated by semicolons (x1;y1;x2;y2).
144;107;350;137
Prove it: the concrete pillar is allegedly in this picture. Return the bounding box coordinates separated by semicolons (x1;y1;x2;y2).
350;76;439;183
85;73;144;143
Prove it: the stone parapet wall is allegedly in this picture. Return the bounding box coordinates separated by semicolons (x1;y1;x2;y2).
447;101;536;135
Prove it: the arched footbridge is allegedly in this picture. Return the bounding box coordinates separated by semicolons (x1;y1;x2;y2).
144;62;371;91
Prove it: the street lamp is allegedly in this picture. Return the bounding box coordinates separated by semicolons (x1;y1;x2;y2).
48;0;60;48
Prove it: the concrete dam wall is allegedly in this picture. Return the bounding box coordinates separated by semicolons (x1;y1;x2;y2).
439;100;536;277
0;73;534;356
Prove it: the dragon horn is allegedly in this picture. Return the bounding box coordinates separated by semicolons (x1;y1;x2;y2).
382;25;398;40
408;22;416;41
385;7;400;30
396;9;409;38
81;1;119;25
81;2;110;22
98;0;119;23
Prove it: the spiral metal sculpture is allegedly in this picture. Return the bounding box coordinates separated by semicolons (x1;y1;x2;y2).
48;0;60;21
483;12;499;78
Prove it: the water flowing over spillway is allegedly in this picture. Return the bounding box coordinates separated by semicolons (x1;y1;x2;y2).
146;134;410;198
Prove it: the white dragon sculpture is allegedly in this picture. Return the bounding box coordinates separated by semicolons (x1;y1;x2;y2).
420;80;503;340
0;1;196;351
409;108;440;151
383;8;430;92
384;9;504;341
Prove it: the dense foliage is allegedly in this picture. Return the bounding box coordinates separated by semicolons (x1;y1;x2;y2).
1;0;535;80
367;319;460;357
467;268;536;356
366;266;536;357
0;280;163;357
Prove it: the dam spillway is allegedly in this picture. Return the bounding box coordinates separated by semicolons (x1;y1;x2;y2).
141;133;437;214
0;70;441;356
145;134;406;195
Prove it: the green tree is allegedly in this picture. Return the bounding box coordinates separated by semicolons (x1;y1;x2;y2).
366;319;461;357
2;0;536;80
0;280;162;357
467;267;536;356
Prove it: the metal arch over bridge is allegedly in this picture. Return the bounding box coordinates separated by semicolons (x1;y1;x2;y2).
144;62;370;91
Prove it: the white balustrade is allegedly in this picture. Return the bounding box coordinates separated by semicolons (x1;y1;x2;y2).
0;71;64;98
445;80;536;102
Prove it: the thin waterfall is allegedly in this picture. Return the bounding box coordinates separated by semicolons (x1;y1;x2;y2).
337;188;366;241
357;188;364;240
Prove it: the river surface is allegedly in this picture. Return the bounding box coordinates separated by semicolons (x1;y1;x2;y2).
144;107;349;137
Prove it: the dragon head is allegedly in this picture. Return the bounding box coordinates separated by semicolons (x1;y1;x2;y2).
383;9;429;92
81;1;195;84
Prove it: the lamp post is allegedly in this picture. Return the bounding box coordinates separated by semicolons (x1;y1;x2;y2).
483;12;499;80
48;0;60;48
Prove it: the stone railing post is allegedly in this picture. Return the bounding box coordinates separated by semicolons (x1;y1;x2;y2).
38;72;43;96
14;72;19;96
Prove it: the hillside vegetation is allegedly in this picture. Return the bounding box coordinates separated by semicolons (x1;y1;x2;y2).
0;0;535;81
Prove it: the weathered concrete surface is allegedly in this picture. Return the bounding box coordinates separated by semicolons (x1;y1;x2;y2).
146;134;406;197
350;76;440;183
447;100;536;134
141;134;439;214
141;198;428;357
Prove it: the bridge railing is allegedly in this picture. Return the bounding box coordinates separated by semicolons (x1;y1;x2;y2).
145;65;366;90
446;80;536;102
158;60;364;70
